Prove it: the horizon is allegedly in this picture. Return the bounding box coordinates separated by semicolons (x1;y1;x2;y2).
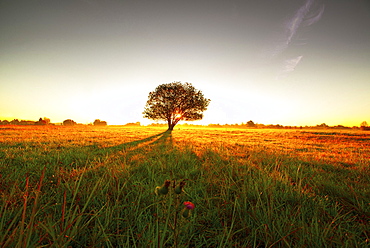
1;0;369;127
0;116;367;128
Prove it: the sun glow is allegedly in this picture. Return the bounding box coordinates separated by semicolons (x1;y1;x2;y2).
174;113;183;119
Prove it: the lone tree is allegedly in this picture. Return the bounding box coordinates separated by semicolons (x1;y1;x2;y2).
143;82;210;131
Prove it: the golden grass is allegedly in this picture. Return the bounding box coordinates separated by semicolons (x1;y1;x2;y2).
1;125;368;169
0;125;369;247
169;127;369;169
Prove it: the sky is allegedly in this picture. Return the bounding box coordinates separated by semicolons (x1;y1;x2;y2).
1;0;369;126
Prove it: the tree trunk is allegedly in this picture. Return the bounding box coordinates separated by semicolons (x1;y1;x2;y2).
168;123;175;131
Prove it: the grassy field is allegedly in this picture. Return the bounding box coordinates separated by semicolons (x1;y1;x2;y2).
0;125;369;247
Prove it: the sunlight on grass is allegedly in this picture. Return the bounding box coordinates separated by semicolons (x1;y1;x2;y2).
0;125;369;247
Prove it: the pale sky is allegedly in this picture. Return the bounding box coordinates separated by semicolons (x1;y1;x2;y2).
1;0;369;126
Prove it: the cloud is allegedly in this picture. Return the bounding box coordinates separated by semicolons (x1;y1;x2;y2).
267;0;325;60
277;55;303;79
283;55;303;72
285;0;313;46
261;0;324;79
303;4;325;27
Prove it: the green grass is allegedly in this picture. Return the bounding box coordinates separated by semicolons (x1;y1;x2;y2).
0;126;369;247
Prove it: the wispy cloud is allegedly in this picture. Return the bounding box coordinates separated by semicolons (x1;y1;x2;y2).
274;0;324;58
285;0;313;46
277;55;303;79
263;0;324;79
284;56;303;73
304;4;325;27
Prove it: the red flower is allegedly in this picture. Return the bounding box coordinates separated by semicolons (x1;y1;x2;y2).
184;201;195;210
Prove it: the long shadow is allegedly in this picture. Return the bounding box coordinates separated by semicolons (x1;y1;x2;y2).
90;131;169;157
149;130;173;148
49;130;174;169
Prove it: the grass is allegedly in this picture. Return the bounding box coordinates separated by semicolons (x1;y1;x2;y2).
0;125;369;247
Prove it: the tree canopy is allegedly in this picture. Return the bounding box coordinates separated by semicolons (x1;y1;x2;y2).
143;82;210;130
93;119;107;126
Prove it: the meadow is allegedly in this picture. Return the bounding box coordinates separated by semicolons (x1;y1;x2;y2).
0;125;369;247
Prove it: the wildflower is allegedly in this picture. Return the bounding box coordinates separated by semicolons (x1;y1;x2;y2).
155;180;171;195
184;201;195;209
182;201;195;218
174;180;186;194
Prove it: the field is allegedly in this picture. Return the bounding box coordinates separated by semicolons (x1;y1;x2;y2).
0;125;369;247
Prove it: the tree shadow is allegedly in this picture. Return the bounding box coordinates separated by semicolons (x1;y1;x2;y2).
90;130;173;158
60;129;203;184
150;130;173;147
108;131;167;151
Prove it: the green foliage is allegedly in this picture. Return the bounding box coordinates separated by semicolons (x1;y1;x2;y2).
143;82;210;130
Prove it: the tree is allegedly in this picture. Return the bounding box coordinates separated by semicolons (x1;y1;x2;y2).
10;119;20;125
63;119;76;126
43;117;51;125
143;82;210;131
317;123;329;128
36;117;50;125
360;121;370;131
93;119;107;126
246;120;255;127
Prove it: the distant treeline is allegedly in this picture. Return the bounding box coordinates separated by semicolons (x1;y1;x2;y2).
1;118;369;130
0;118;52;126
0;118;108;126
149;120;370;130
